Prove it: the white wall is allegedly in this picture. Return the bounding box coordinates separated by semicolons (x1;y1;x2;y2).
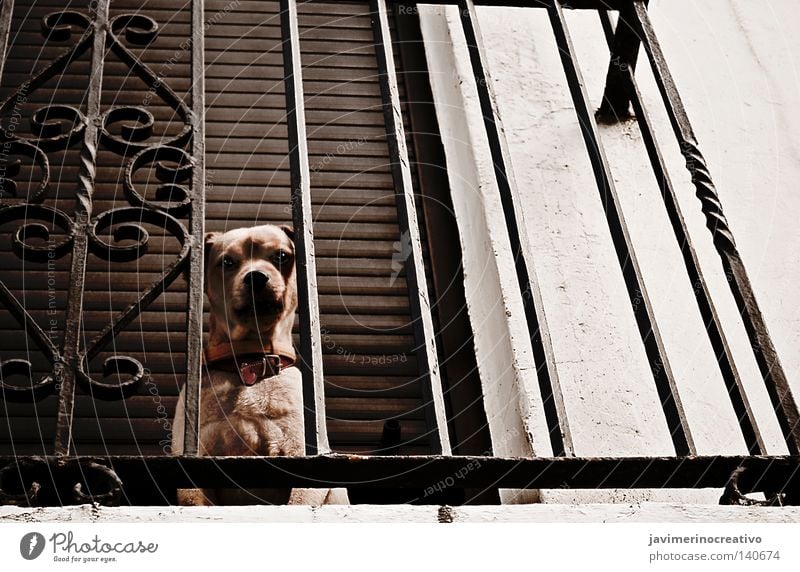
3;503;800;522
420;0;800;502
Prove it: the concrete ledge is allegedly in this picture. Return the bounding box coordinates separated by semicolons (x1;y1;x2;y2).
2;503;800;523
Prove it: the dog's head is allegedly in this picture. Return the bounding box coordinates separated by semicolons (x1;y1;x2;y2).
203;224;297;339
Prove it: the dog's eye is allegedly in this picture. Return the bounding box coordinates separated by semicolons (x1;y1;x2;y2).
274;251;290;266
222;255;237;268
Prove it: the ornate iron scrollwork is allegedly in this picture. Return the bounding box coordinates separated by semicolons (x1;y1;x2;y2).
102;13;193;154
0;140;51;201
124;146;194;216
719;466;787;507
80;206;190;398
0;359;54;401
0;458;43;506
0;457;122;507
0;3;197;504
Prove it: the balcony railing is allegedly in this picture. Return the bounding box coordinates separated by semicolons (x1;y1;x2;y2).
0;0;798;507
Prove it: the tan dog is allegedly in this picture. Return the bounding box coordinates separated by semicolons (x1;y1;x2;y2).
172;224;348;505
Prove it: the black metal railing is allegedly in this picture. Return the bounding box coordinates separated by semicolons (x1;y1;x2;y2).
0;0;798;507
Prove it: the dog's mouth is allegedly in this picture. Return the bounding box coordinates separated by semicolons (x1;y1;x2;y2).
233;295;283;319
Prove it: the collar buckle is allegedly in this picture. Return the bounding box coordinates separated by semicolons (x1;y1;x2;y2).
238;354;282;386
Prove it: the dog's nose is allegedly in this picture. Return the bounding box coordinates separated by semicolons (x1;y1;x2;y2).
243;270;270;291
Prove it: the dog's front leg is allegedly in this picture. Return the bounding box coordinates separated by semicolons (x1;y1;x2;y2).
177;488;216;506
287;488;350;505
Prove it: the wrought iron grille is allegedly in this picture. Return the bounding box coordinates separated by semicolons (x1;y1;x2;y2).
0;0;798;507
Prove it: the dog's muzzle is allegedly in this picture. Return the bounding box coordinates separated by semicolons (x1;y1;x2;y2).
234;290;283;318
243;270;270;291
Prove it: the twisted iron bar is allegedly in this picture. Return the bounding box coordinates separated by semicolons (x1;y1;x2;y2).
679;139;736;253
51;1;108;456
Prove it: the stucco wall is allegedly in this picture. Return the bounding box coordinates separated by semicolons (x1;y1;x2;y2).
419;0;800;503
3;503;800;522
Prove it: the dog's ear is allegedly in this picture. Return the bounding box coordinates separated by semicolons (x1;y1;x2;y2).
201;232;221;294
183;232;220;284
204;232;221;264
279;225;295;243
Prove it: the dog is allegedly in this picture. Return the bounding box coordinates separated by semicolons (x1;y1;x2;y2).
171;224;348;505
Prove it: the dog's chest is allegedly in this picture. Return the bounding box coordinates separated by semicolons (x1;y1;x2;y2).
197;367;305;457
201;368;301;420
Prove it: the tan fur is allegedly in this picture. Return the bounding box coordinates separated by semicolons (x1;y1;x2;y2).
172;224;348;506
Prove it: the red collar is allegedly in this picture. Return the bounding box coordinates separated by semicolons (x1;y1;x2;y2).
205;353;296;386
204;339;297;386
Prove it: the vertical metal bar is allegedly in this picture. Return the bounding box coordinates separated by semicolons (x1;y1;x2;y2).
281;0;328;455
53;0;108;456
548;0;695;455
597;10;764;455
370;0;451;455
596;0;646;122
0;0;13;80
182;0;206;456
631;0;800;454
458;0;571;456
